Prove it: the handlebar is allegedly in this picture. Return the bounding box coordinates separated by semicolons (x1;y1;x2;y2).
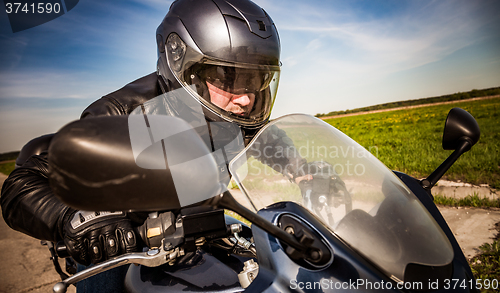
53;246;184;293
50;208;254;293
55;241;69;258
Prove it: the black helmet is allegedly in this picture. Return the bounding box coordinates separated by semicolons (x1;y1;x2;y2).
156;0;281;133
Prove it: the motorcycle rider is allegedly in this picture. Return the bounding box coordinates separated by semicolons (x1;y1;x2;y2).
1;0;306;291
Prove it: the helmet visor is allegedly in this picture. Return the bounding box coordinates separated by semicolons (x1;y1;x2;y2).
192;63;280;121
200;65;275;93
166;34;280;127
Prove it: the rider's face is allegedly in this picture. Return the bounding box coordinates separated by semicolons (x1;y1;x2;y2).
207;81;255;116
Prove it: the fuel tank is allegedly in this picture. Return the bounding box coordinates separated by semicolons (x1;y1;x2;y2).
124;248;248;293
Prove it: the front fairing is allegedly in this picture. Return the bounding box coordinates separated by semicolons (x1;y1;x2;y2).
245;202;475;293
229;114;454;283
126;113;476;293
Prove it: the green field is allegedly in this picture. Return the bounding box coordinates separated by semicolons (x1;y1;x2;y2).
323;97;500;189
0;162;15;176
0;151;18;176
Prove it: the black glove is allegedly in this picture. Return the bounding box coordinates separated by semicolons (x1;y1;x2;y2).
295;161;335;200
63;211;140;266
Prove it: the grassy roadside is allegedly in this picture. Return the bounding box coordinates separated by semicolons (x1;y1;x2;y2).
0;151;19;176
324;98;500;289
0;162;15;176
434;194;500;208
324;97;500;189
434;195;499;291
469;236;500;292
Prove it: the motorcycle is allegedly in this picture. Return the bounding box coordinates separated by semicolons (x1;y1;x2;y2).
46;107;480;293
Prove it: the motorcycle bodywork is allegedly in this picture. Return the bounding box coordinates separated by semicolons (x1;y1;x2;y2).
123;113;477;293
49;111;480;292
124;175;474;293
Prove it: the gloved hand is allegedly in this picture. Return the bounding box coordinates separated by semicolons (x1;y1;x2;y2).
295;161;336;196
63;211;140;266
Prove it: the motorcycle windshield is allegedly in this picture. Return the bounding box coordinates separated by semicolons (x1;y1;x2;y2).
228;114;453;283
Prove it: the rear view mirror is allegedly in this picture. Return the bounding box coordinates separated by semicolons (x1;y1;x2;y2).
421;108;480;191
49;116;223;212
442;107;480;151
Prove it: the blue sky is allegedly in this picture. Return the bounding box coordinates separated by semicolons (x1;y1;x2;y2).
0;0;499;153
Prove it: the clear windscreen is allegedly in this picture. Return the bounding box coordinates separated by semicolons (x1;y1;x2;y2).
228;114;453;282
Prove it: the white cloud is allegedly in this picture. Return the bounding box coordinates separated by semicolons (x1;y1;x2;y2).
305;38;322;51
1;0;498;152
263;0;500;116
273;1;491;74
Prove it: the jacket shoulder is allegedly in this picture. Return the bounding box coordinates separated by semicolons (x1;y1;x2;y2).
15;134;54;167
81;73;159;118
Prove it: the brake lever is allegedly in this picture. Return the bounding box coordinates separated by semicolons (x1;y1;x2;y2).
52;246;183;293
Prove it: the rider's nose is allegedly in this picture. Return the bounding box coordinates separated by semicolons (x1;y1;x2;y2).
232;94;251;107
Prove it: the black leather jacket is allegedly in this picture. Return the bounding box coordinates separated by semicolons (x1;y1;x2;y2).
1;73;161;242
1;72;304;242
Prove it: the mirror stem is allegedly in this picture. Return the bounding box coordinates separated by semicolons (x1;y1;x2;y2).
215;190;308;253
421;139;471;191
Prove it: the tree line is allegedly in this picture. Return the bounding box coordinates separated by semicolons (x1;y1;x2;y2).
315;86;500;118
